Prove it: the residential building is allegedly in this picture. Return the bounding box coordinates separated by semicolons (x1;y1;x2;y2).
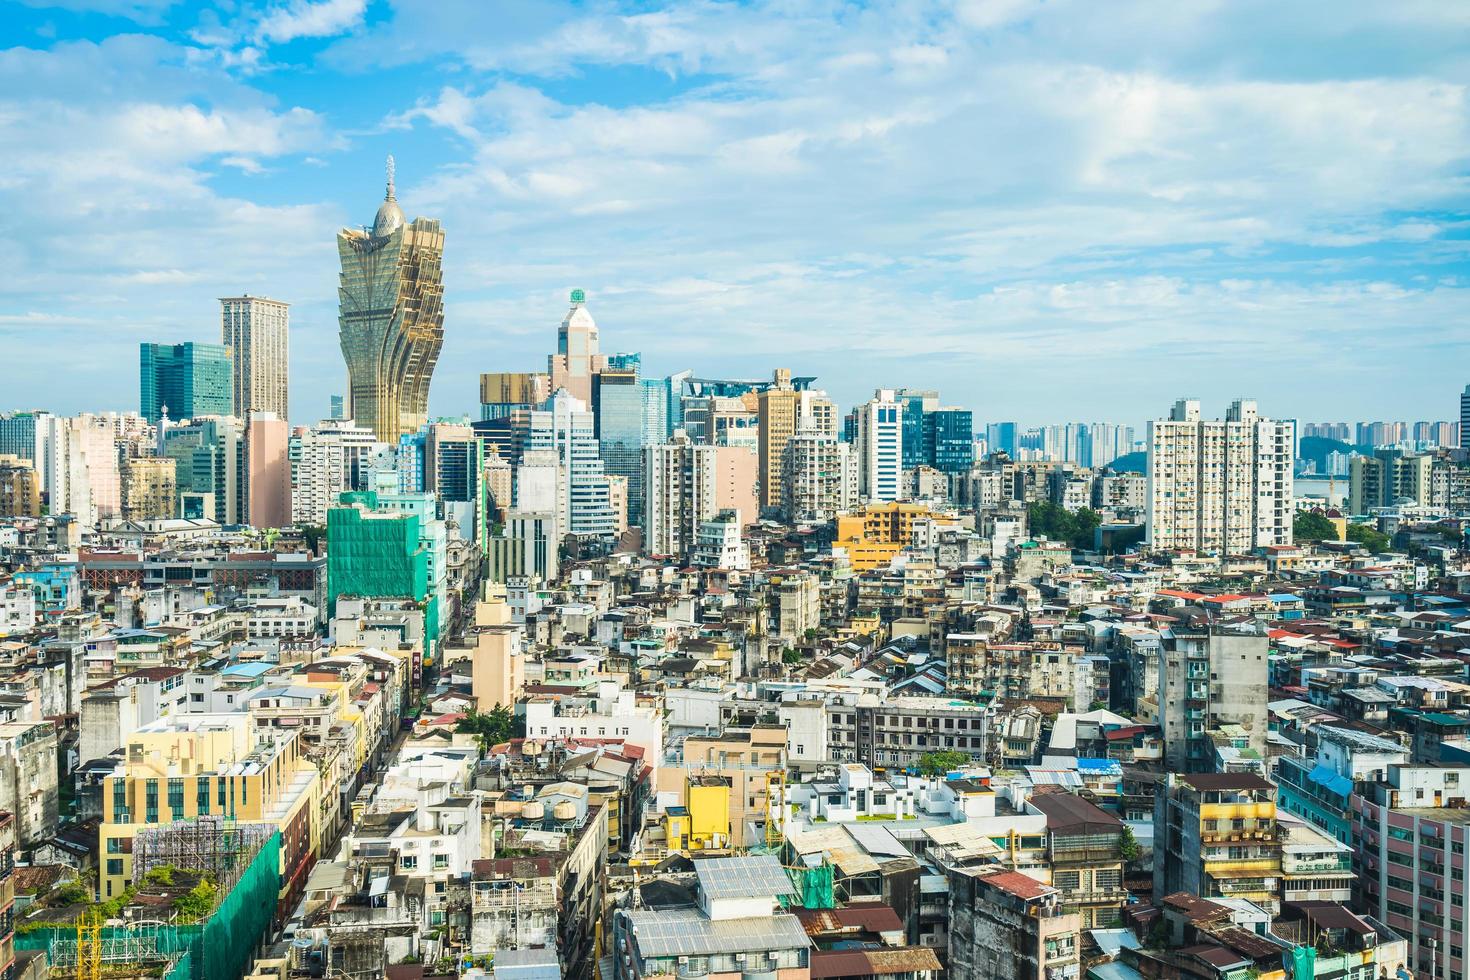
163;415;245;526
643;431;757;559
780;432;857;522
337;157;445;443
527;389;617;539
0;456;41;518
1349;449;1434;513
119;456;178;521
947;866;1080;980
0;721;58;847
139;342;233;425
291;419;383;525
757;369;836;513
1154;772;1281;914
692;509;748;570
221;295;290;420
1146;398;1294;553
245;411;292;528
1028;790;1127;928
1149;627;1269;773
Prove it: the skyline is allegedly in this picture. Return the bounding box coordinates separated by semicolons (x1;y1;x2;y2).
3;0;1469;423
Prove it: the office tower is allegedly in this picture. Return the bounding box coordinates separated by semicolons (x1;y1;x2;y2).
526;389;616;539
245;411;291;529
1462;386;1470;450
643;432;758;558
0;412;49;494
479;372;549;421
1146;399;1294;553
118;457;177;521
594;366;645;523
425;422;480;504
138;342;232;425
1348;450;1433;514
219;295;289;420
548;289;608;407
0;456;41;518
898;389;940;469
290;419;384;525
162;416;244;526
855;389;904;503
488;511;559;584
985;422;1018;458
337;156;446;443
928;408;974;473
329;395;345;420
780;432;857;522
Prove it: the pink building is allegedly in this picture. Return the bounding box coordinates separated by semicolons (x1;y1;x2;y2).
246;412;291;529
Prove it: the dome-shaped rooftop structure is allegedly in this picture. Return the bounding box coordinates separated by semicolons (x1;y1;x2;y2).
372;154;405;237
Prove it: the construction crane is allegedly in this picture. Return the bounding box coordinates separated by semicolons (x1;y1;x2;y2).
75;908;102;980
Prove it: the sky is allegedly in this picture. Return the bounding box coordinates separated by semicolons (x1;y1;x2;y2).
2;0;1468;429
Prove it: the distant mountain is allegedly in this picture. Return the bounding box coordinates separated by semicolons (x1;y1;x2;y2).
1106;451;1146;473
1297;436;1363;470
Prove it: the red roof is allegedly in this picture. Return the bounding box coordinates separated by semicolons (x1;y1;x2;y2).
976;869;1051;900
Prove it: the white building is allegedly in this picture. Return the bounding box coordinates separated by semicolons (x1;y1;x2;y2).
525;389;616;539
0;587;35;636
290;418;385;525
245;596;318;638
643;432;757;559
40;414;122;529
692;510;748;570
780;432;857;522
523;681;664;781
855;389;904;503
1146;398;1294;554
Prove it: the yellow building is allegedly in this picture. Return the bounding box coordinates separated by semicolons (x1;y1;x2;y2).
470;588;524;711
664;775;733;854
835;502;960;571
658;725;786;849
0;456;41;519
99;714;321;902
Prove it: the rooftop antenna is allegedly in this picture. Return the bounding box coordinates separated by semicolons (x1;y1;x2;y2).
385;154;396;201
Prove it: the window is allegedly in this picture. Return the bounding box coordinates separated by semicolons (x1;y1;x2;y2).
168;778;185;820
107;859;123;877
145;780;159;823
402;855;418;870
197;779;210;815
433;854;448;870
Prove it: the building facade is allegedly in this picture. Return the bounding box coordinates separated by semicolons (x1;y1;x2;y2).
139;342;232;425
221;295;290;421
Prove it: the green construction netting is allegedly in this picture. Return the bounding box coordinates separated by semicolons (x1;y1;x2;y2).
788;863;835;909
327;496;430;616
19;831;280;980
1290;945;1317;980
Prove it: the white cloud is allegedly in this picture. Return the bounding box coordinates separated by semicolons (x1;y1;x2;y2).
255;0;369;44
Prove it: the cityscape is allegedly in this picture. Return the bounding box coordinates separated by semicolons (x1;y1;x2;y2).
3;4;1470;980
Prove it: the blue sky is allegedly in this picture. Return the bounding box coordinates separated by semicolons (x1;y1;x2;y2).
2;0;1468;428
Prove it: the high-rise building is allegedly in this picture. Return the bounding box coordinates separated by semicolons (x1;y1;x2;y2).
1461;386;1470;450
219;295;289;420
163;415;244;526
118;457;177;521
337;157;445;443
1348;449;1433;514
290;419;384;525
855;388;904;503
643;432;758;558
898;389;940;469
779;432;857;522
41;414;121;529
928;408;974;473
594;366;644;523
548;290;608;407
985;421;1018;458
138;342;232;425
756;370;835;513
1146;399;1294;553
479;372;549;421
0;455;41;518
245;411;291;529
525;389;616;539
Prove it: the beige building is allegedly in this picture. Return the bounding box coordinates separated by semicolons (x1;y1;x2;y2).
1146;399;1294;554
756;369;836;512
661;725;787;849
470;589;524;712
119;456;177;521
643;432;757;559
246;412;292;528
337;157;445;443
221;295;290;421
0;456;41;518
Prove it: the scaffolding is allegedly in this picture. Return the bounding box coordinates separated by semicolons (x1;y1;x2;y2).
132;817;276;894
21;828;280;980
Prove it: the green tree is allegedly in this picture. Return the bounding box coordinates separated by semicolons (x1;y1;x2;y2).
1118;824;1141;863
1346;522;1391;553
299;524;327;552
1026;501;1104;550
457;704;520;755
1293;510;1338;543
916;750;970;776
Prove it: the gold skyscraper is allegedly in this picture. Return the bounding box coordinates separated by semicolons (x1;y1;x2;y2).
337;156;445;443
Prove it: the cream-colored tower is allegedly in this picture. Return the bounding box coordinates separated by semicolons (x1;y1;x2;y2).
337;156;445;443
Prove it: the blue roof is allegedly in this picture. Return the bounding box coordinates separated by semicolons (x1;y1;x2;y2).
221;662;274;677
1308;763;1353;799
1267;593;1302;602
1418;595;1465;606
1076;758;1124;776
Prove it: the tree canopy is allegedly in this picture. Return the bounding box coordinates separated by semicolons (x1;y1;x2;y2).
1346;522;1391;554
457;704;521;754
1293;510;1339;543
916;750;971;776
1027;501;1102;550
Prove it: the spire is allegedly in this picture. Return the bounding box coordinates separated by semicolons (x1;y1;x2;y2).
385;154;397;201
